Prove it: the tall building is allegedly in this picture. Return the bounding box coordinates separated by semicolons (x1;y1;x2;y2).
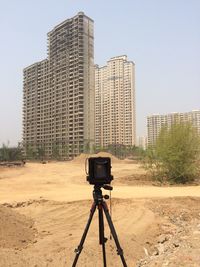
23;12;94;159
95;56;136;148
137;136;147;150
147;110;200;146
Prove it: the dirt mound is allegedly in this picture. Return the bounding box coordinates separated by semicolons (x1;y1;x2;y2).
72;152;122;164
71;153;89;163
0;205;36;249
96;151;122;163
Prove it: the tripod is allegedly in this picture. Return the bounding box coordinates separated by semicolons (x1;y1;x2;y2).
72;185;128;267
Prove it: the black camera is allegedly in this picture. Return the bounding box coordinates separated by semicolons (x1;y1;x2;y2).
86;157;113;185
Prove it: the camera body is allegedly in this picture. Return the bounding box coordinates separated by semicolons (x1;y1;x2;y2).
86;157;113;185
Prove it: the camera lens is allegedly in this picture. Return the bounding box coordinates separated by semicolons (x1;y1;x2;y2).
95;162;107;178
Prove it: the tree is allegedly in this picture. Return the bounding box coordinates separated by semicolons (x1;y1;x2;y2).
128;145;145;160
37;145;45;161
63;143;69;160
84;140;90;154
52;143;60;160
26;145;37;160
0;144;9;161
144;123;200;183
0;143;23;161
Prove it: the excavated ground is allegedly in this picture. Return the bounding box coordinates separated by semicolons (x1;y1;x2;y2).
0;155;199;266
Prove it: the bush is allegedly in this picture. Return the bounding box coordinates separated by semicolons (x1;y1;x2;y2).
0;144;23;161
144;123;200;183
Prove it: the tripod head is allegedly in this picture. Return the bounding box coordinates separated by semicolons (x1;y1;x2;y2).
102;185;113;191
93;184;113;203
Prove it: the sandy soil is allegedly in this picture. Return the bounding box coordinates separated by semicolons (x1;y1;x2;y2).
0;153;200;266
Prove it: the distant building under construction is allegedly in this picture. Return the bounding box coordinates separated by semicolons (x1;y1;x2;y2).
147;110;200;146
23;12;94;159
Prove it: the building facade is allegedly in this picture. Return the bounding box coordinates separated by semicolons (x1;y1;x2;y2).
147;110;200;146
95;56;136;148
137;136;147;150
23;12;94;159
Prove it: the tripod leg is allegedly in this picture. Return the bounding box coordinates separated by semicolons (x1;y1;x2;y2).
72;202;96;267
102;201;128;267
98;204;107;267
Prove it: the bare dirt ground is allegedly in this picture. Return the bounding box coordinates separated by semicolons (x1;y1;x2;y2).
0;153;200;267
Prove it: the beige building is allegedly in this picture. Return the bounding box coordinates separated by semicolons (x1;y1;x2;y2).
95;56;136;148
147;110;200;146
23;12;94;159
137;136;147;150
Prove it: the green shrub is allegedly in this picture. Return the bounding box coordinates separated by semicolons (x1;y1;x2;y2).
144;123;200;184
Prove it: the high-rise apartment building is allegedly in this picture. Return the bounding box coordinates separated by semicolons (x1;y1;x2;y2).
23;12;94;159
95;56;136;148
137;136;147;150
147;110;200;146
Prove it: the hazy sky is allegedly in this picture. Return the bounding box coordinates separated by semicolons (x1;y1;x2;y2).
0;0;199;146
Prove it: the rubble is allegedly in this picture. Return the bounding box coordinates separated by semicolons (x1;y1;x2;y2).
136;198;200;266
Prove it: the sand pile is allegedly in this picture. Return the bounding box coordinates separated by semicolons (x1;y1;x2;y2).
71;153;89;163
72;152;122;164
0;205;36;249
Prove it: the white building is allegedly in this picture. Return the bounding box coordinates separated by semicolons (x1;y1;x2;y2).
137;136;147;150
95;55;136;148
147;110;200;146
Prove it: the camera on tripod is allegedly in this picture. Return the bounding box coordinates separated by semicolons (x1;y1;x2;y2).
86;157;113;185
73;157;128;267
